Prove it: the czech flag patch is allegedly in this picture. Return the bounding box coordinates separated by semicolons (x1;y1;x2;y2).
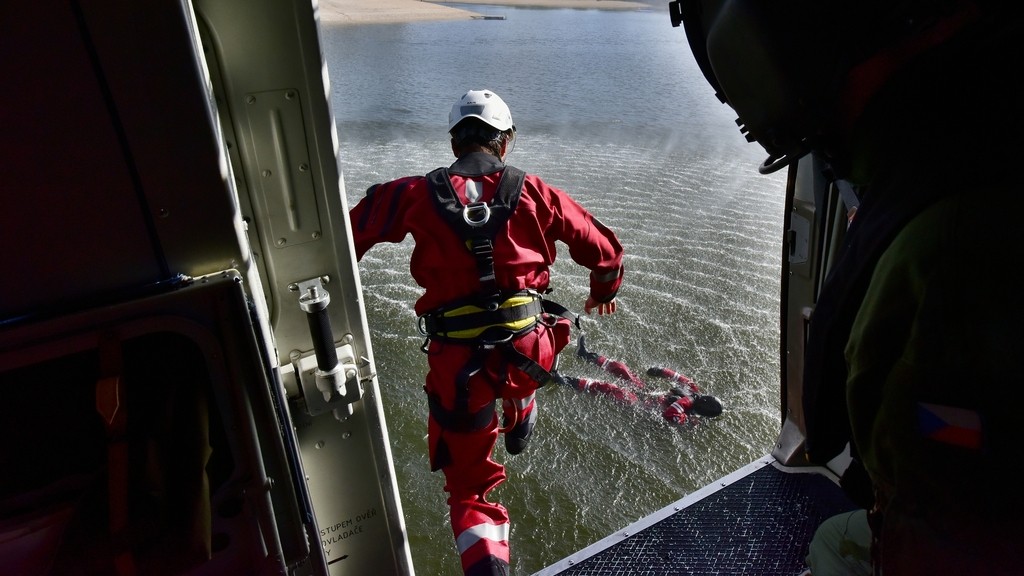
917;402;983;450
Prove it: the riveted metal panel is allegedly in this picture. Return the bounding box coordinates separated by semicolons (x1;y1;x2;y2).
245;89;323;249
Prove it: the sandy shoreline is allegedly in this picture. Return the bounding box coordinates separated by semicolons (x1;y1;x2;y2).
318;0;652;26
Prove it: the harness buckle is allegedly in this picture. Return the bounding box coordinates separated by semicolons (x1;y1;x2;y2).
462;202;491;227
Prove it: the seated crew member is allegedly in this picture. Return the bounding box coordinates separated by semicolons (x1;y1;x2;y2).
677;2;1024;573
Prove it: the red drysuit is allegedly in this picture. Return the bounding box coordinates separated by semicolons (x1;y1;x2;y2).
573;339;707;425
349;152;623;575
566;376;699;425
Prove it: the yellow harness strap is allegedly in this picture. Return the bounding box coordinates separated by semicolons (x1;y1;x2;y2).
435;294;541;340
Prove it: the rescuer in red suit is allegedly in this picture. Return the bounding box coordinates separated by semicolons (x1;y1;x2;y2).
349;89;624;576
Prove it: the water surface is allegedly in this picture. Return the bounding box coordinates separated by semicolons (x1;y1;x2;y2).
323;4;787;573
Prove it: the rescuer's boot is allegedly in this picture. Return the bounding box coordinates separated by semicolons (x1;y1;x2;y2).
503;398;537;455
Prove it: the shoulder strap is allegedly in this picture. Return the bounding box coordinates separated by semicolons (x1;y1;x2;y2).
426;166;527;295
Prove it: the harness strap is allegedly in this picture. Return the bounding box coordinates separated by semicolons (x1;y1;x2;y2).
470;239;497;293
453;347;485;416
423;295;544;338
500;345;561;388
426;344;555;436
538;298;579;330
428;394;496;433
421;292;579;342
426;164;527;295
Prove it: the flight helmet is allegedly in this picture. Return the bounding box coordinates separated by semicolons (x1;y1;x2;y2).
672;0;986;174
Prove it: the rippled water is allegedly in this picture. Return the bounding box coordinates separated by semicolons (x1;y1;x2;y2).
322;4;787;574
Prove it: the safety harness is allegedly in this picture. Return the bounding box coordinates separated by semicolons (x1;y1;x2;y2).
420;160;578;435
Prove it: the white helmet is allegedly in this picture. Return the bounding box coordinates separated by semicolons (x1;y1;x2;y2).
448;89;514;133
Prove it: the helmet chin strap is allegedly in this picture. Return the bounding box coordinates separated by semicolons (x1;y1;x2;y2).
502;132;516;160
759;147;809;175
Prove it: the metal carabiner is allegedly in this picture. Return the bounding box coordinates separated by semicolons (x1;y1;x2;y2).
462;202;491;227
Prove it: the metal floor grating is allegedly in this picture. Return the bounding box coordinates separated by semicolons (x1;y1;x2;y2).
548;463;858;575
